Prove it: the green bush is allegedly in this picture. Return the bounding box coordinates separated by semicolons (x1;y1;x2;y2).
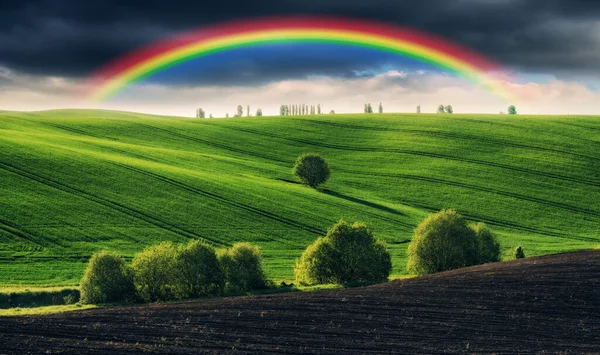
80;251;135;304
131;242;177;302
293;153;331;188
218;242;267;294
172;240;224;299
472;222;501;263
295;220;392;285
514;245;525;259
407;209;480;275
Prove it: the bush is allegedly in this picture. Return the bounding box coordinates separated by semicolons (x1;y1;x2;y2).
295;220;392;285
407;209;480;275
218;242;267;294
131;242;177;302
172;240;224;299
80;251;135;304
514;245;525;259
472;222;501;263
293;153;331;188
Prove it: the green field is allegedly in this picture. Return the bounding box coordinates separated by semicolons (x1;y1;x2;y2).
0;110;598;286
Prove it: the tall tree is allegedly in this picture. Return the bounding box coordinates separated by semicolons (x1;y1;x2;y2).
367;103;373;113
446;105;454;114
237;105;243;117
317;104;321;115
508;105;517;115
417;105;421;114
247;105;250;117
196;108;205;118
437;105;445;113
364;104;368;113
280;105;285;116
378;102;383;114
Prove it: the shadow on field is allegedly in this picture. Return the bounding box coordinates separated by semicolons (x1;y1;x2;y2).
275;178;404;216
321;189;405;216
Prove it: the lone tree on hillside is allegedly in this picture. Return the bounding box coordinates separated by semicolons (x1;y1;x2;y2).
508;105;517;115
293;153;331;188
437;105;445;113
256;108;263;116
237;105;243;117
446;105;454;114
379;102;383;114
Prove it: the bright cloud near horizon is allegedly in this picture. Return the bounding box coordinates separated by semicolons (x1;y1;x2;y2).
1;0;599;116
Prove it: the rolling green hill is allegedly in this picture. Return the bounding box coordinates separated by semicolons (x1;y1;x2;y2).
0;110;598;286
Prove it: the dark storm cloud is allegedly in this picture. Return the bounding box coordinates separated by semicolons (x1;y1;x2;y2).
0;0;598;81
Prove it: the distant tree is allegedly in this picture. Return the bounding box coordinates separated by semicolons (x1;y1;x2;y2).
218;242;267;294
417;105;421;114
446;105;454;114
407;209;480;275
286;105;290;115
437;105;445;113
317;104;321;115
280;105;285;116
80;251;136;304
293;153;331;188
294;220;392;285
237;105;243;117
256;108;263;117
226;113;230;118
132;242;178;302
329;110;335;114
513;246;525;259
196;108;205;118
172;240;224;299
378;102;383;114
508;105;517;115
472;222;500;263
367;103;373;113
364;104;368;113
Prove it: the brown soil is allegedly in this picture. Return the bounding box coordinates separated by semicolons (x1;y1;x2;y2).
1;251;599;354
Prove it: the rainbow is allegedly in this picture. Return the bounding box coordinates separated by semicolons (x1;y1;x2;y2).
85;17;515;101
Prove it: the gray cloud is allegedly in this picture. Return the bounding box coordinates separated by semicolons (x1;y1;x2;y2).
0;0;598;82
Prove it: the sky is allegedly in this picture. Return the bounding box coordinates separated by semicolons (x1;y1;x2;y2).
0;0;599;116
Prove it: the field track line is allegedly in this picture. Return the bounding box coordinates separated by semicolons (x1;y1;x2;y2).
110;162;324;236
0;218;55;247
399;198;597;243
0;161;224;246
137;123;290;165
303;120;599;162
339;169;600;217
220;125;600;188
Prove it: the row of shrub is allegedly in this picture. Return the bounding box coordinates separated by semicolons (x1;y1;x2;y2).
0;288;79;309
80;241;266;304
80;209;523;305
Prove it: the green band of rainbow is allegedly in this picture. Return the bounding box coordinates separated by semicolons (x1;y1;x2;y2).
85;17;515;102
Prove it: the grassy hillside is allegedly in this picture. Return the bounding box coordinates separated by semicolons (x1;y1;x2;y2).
0;110;598;286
